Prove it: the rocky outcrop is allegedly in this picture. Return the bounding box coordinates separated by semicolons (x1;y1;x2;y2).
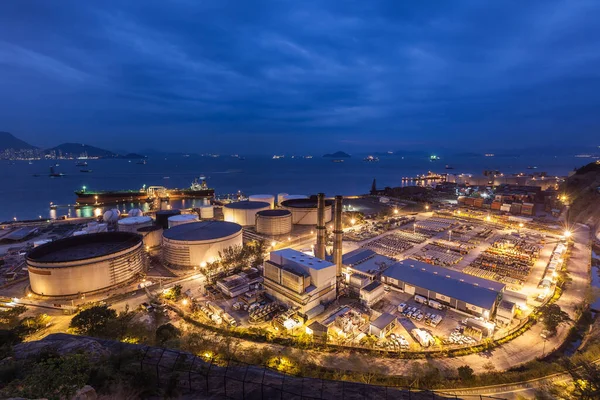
12;335;110;361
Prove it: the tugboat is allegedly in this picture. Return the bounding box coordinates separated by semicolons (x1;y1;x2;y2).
49;166;65;177
363;155;379;162
76;161;88;167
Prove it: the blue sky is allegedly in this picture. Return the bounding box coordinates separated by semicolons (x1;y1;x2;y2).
1;0;599;154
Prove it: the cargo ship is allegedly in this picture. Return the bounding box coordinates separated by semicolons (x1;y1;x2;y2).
74;177;215;205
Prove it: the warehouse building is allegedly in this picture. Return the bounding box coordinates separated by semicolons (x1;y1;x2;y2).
369;312;396;338
341;249;395;294
381;260;505;318
263;248;336;313
359;281;385;307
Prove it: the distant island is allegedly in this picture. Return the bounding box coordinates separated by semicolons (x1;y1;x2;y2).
0;132;145;160
323;151;351;158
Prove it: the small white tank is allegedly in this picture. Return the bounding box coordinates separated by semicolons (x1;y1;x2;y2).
249;194;275;209
103;209;121;223
168;214;199;228
128;208;144;217
199;205;214;219
117;216;153;233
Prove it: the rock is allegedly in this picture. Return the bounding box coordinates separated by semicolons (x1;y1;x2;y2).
71;385;97;400
13;337;109;362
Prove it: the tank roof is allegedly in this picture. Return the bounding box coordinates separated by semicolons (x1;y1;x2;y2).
163;221;242;241
137;225;162;232
27;232;142;263
281;198;334;208
118;216;152;224
224;201;270;210
257;209;291;217
168;214;198;221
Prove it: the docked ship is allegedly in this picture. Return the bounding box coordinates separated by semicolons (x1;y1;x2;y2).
74;177;215;205
76;161;88;167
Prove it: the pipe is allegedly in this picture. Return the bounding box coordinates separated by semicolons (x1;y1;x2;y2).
333;195;343;278
315;193;326;260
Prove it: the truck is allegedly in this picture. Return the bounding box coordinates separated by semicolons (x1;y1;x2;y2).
222;313;237;327
411;328;434;347
428;299;443;310
414;295;427;304
397;303;408;312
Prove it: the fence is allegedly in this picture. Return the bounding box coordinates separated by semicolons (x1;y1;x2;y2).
138;346;506;400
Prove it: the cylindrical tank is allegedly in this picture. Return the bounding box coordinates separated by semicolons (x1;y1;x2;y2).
249;194;275;209
128;208;144;217
277;193;289;206
168;214;199;228
278;194;308;205
256;209;292;235
223;201;271;226
117;216;153;233
199;205;214;219
103;209;120;223
137;225;163;249
280;198;333;225
156;209;181;229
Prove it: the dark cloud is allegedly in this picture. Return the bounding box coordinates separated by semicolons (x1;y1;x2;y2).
1;0;599;153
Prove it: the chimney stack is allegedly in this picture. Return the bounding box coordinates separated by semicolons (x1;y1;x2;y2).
315;193;326;259
333;195;343;277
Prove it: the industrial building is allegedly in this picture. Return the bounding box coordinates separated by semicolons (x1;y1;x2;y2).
369;313;396;338
216;268;262;297
162;221;243;268
255;209;292;236
27;232;145;297
340;248;395;293
263;248;336;313
280;198;332;225
381;259;505;318
223;201;271;226
359;281;385;306
117;216;153;233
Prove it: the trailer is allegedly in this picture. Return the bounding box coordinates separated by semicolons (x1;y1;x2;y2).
428;299;443;310
414;295;427;304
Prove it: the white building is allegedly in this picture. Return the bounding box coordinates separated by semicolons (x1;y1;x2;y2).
263;248;336;313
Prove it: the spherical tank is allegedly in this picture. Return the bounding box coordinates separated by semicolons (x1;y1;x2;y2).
27;232;144;297
249;194;275;209
199;205;214;219
223;201;270;226
117;216;153;233
162;221;243;268
168;214;199;228
137;225;163;249
280;198;333;225
103;209;121;223
155;209;181;229
128;208;144;217
256;209;292;235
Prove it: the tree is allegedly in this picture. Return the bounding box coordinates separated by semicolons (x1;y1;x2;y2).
163;284;182;301
156;323;181;345
457;365;474;381
539;303;570;336
69;305;117;337
0;305;27;329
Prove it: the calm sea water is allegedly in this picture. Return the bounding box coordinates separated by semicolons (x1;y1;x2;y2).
0;154;585;222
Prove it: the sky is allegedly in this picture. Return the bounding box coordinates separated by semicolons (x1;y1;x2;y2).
1;0;600;154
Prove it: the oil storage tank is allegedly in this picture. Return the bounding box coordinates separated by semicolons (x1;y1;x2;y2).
162;221;243;268
117;216;153;233
278;194;308;205
128;208;144;217
103;209;120;224
199;205;214;219
223;201;270;226
27;232;144;296
168;214;199;228
156;209;181;229
281;198;333;225
256;209;292;235
249;194;275;209
137;225;163;249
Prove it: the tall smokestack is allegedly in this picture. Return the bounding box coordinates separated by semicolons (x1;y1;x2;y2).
333;195;343;278
315;193;326;259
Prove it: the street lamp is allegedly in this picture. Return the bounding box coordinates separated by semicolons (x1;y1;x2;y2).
486;215;491;222
182;299;188;306
448;230;452;241
394;208;399;214
271;241;277;248
350;218;356;225
425;205;429;211
413;223;416;235
564;230;572;239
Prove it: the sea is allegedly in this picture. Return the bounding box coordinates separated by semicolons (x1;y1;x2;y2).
0;154;588;223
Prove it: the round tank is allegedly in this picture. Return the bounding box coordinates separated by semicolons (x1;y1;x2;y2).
168;214;199;228
117;216;153;233
103;209;121;223
137;225;163;249
279;194;308;205
156;209;181;229
199;205;214;219
249;194;275;209
128;208;144;217
256;209;292;235
277;193;289;206
280;198;333;225
223;201;270;226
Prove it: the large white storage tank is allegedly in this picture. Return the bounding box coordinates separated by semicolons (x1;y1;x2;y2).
128;208;144;217
137;225;163;249
162;221;243;268
256;209;292;236
103;209;121;223
280;198;333;225
117;216;153;233
199;205;214;219
223;201;270;226
168;214;199;228
249;194;275;209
